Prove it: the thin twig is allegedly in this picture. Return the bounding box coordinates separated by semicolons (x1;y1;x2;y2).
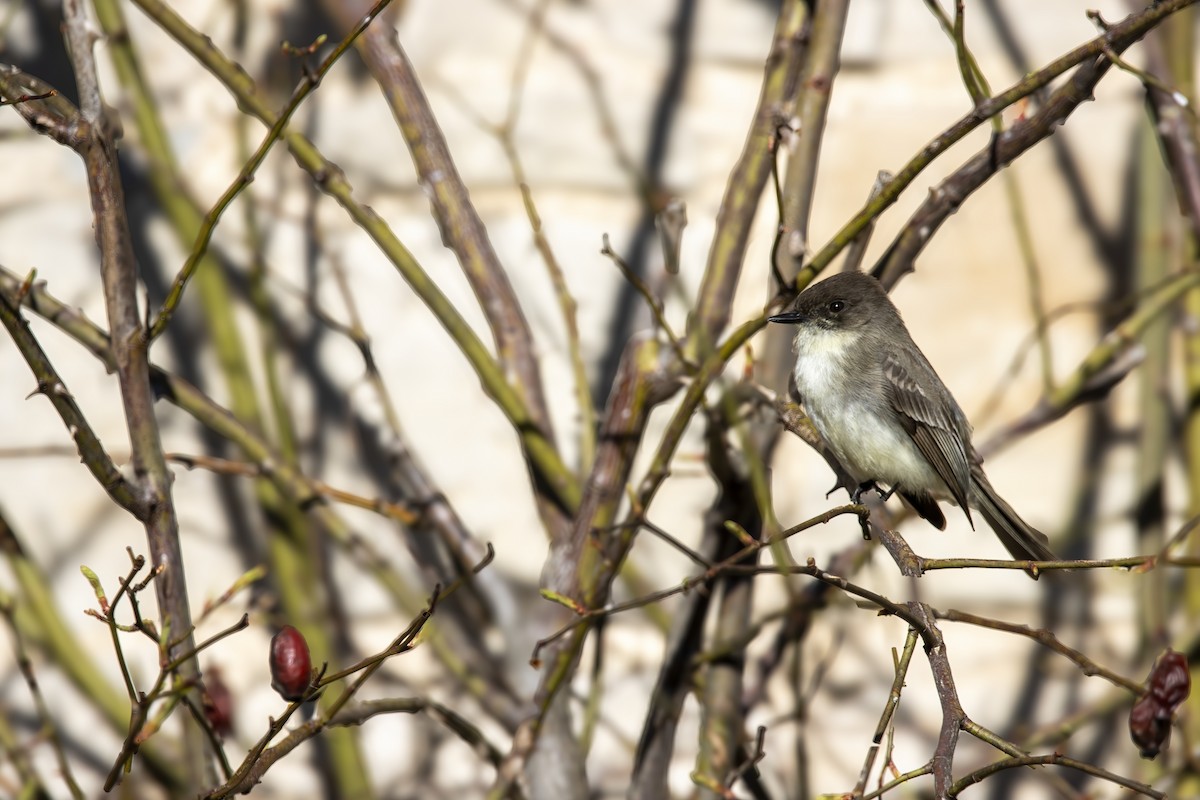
799;0;1198;288
853;628;919;797
935;608;1144;693
0;599;84;799
125;0;581;514
146;0;396;341
321;0;563;537
0;290;141;513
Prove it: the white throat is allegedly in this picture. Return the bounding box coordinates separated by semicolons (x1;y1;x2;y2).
790;326;862;401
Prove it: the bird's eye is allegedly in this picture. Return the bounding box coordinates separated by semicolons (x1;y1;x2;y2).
828;300;845;313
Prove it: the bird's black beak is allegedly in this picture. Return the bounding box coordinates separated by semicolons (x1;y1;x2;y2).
767;310;807;324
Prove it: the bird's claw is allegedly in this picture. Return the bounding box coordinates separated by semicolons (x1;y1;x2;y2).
851;481;895;505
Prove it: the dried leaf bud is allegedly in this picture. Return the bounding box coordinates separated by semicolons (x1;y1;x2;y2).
1130;649;1190;759
201;666;234;739
269;625;312;702
1129;694;1171;759
1147;650;1190;711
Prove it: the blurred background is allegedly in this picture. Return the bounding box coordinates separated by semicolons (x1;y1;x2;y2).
0;0;1196;797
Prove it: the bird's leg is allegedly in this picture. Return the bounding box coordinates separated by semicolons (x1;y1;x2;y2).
851;481;877;504
851;481;895;504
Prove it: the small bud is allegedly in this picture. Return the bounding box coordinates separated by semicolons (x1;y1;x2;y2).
1129;694;1170;759
1147;650;1190;710
269;625;312;702
1129;649;1190;759
201;666;234;739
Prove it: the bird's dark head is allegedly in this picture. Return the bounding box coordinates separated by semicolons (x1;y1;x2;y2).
768;271;895;332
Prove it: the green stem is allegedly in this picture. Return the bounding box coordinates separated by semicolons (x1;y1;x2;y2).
125;0;580;514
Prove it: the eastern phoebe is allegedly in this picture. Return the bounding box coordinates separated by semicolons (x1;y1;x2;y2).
769;271;1056;563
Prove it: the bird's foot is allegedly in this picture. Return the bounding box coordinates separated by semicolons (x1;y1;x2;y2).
851;481;878;504
851;481;895;504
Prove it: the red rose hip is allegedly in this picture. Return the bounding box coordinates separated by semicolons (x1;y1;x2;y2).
269;625;312;702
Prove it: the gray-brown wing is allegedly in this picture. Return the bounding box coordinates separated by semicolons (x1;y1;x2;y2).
883;354;973;523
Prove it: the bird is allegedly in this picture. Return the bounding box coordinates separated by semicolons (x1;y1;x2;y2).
768;270;1057;564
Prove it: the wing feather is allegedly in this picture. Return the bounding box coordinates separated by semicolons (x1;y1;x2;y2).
883;355;973;523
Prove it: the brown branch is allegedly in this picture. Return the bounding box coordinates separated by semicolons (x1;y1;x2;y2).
872;0;1199;285
0;289;141;514
906;603;963;799
771;0;851;286
629;525;729;800
949;753;1165;798
0;264;526;730
145;0;396;342
694;404;764;796
795;0;1197;287
507;334;675;794
854;628;920;797
1141;23;1200;246
935;608;1145;693
0;5;209;783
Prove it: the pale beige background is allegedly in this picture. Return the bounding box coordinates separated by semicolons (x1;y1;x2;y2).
0;0;1178;796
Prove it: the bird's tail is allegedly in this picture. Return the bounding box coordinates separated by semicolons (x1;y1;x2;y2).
970;470;1057;564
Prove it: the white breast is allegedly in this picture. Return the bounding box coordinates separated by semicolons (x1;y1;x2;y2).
791;327;941;490
791;326;858;400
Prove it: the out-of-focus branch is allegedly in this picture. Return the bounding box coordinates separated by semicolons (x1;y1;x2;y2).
1131;118;1174;643
0;264;526;731
326;260;501;597
0;595;84;799
324;0;566;536
502;0;595;469
839;171;891;276
1137;22;1200;247
145;0;396;341
694;404;764;798
1139;9;1200;781
433;3;598;472
924;0;1059;394
331;1;550;416
771;0;850;289
796;0;1197;289
690;1;809;339
125;0;580;515
90;0;264;437
508;333;673;798
629;525;728;800
980;267;1200;455
872;0;1198;286
499;320;772;785
496;0;644;195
